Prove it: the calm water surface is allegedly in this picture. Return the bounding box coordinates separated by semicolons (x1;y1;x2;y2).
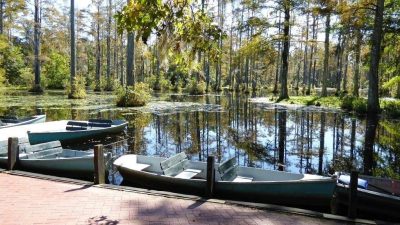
0;89;399;183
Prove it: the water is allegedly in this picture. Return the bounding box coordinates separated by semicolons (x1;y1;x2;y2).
0;88;399;183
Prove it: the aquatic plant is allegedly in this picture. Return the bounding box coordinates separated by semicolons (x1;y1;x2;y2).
67;76;87;99
186;79;206;95
116;82;151;107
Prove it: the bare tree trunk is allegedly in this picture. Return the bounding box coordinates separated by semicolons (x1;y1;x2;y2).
33;0;42;92
95;4;101;91
279;0;290;100
273;12;281;94
321;12;330;97
105;0;112;90
70;0;76;88
367;0;384;114
353;29;361;97
306;15;316;95
0;0;3;34
126;0;135;86
302;1;310;86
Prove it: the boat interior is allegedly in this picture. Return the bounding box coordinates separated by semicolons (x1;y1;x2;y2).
115;154;329;183
65;119;125;131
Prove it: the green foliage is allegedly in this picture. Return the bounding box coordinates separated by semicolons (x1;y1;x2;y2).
340;95;355;111
116;83;152;107
381;100;400;118
43;52;70;89
115;0;225;61
0;42;31;85
340;95;367;114
352;98;367;114
67;76;87;99
148;74;171;91
186;79;206;95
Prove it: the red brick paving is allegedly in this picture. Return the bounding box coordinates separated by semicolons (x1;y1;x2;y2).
0;173;342;225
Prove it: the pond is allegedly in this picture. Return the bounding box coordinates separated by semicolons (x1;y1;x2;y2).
0;88;399;183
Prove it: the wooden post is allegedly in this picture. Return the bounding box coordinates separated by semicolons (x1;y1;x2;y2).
206;156;215;197
348;171;358;218
7;137;19;170
94;144;105;184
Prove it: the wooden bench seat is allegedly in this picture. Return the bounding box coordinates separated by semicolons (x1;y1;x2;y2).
124;163;150;171
160;152;201;178
218;157;253;182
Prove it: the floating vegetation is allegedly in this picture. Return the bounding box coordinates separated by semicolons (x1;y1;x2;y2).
119;101;223;116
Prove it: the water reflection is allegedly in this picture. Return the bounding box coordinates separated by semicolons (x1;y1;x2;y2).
0;89;399;181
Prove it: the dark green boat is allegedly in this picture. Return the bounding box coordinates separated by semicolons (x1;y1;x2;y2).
28;119;127;144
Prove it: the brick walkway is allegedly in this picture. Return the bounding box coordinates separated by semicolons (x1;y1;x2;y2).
0;173;342;225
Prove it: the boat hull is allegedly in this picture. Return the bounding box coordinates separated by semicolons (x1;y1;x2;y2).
0;115;46;129
19;156;94;174
215;179;336;207
334;185;400;221
28;120;127;144
117;166;207;195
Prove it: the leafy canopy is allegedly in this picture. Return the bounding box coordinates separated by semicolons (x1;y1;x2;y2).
115;0;225;61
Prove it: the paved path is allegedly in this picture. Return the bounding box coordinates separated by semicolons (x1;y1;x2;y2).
0;173;343;225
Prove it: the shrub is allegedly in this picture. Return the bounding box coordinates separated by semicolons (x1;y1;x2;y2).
340;95;355;111
352;98;367;114
381;101;400;118
186;79;206;95
340;95;367;114
148;75;171;91
43;52;69;89
116;82;151;107
67;76;87;99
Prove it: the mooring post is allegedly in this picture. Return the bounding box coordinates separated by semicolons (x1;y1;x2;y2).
7;137;19;170
348;171;358;218
206;156;215;197
94;144;105;184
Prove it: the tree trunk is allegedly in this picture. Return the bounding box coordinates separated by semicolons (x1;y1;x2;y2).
279;0;290;100
273;12;282;94
303;2;310;86
70;0;76;87
33;0;42;92
353;29;361;97
105;0;112;90
95;4;101;91
307;15;317;95
0;0;3;34
367;0;384;115
318;112;325;175
321;12;330;97
126;0;135;87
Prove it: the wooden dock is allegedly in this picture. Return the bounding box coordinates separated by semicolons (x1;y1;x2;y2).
0;120;68;142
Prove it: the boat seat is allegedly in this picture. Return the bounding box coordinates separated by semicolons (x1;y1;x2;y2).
124;163;150;171
160;152;201;178
174;169;202;179
88;119;113;124
232;176;253;182
218;157;253;182
88;122;112;128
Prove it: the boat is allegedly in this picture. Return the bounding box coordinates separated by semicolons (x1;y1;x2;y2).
0;140;95;174
28;119;128;144
0;115;46;129
333;173;400;221
114;153;337;208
